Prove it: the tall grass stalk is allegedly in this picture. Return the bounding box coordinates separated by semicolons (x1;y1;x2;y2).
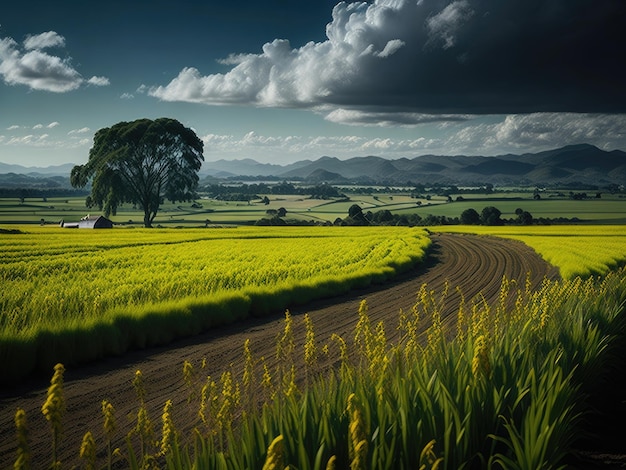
22;268;626;469
41;363;65;469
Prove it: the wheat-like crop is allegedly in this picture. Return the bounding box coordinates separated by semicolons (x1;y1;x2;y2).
0;226;431;383
6;225;626;469
14;267;626;469
41;363;65;469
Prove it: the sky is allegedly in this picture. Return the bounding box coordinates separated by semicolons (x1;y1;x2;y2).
1;0;626;168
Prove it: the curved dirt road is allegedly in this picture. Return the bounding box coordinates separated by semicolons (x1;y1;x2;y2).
0;233;558;468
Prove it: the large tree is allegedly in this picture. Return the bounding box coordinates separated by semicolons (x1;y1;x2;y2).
71;118;204;227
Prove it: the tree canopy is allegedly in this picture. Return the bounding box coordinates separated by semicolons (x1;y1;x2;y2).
70;118;204;227
460;208;481;225
480;206;503;226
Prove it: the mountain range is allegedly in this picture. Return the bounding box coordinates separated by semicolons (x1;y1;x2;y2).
1;144;624;187
201;144;626;186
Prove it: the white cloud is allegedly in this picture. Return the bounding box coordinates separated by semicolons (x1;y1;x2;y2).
325;108;473;126
150;0;415;109
68;127;91;135
23;31;65;51
87;75;110;86
149;0;626;126
443;113;626;155
2;130;91;150
426;0;473;49
198;112;626;164
4;122;59;132
120;92;134;99
201;131;440;162
0;45;83;92
0;31;109;92
356;136;439;154
8;135;35;145
375;39;406;58
361;138;394;150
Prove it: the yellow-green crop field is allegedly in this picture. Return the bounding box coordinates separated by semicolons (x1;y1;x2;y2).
10;252;626;470
0;226;430;382
4;224;626;469
433;225;626;279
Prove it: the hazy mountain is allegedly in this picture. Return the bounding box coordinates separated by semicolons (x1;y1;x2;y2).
201;158;313;177
0;162;76;176
2;144;624;187
0;173;71;189
305;168;349;183
271;144;626;185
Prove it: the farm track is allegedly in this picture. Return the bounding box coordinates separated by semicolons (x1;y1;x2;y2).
0;233;559;468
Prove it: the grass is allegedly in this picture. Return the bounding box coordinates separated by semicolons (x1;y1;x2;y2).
0;225;430;383
13;267;626;469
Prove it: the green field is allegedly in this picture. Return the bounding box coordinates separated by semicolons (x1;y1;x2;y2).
405;196;626;223
2;190;625;226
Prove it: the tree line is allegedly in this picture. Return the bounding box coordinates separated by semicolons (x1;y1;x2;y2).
333;204;580;227
202;182;343;201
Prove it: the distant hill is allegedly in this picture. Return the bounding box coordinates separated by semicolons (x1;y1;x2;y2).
270;144;625;186
0;162;76;176
2;144;625;187
0;173;72;189
200;158;313;178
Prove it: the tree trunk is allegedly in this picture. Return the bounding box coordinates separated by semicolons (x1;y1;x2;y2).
144;211;152;228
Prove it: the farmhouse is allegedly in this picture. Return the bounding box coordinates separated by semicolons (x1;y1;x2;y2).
80;215;113;229
61;215;113;229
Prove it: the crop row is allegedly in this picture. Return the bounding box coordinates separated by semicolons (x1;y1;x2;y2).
0;226;430;383
435;225;626;278
12;267;626;469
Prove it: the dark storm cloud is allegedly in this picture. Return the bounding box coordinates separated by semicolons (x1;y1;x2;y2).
150;0;626;121
409;0;626;114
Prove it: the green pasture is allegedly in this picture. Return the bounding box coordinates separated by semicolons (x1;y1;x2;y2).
0;198;88;224
1;191;625;225
400;196;626;223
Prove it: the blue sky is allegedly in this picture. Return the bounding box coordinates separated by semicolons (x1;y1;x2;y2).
1;0;625;168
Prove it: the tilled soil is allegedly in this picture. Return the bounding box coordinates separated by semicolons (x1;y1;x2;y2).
0;233;560;468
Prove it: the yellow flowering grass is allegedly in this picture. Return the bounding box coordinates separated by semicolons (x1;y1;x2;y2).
433;225;626;278
15;268;626;469
0;226;430;383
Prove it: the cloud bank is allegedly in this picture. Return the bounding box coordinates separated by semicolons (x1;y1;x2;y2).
200;113;626;163
150;0;626;123
1;120;93;151
0;31;109;92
